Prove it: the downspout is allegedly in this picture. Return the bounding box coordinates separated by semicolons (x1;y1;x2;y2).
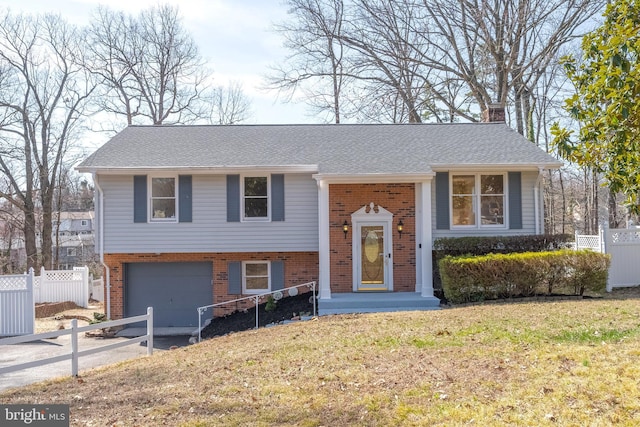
93;173;111;319
534;167;544;235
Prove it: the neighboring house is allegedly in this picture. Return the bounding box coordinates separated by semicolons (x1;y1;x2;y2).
77;107;561;327
53;211;96;270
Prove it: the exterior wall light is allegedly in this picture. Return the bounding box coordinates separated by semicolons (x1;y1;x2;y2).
397;220;404;239
343;220;349;239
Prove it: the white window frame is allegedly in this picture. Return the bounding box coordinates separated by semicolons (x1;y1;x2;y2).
242;261;271;294
80;220;89;227
67;247;77;257
241;174;270;222
450;172;507;229
148;175;179;223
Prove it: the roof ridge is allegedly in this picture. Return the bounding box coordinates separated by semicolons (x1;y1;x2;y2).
124;122;507;129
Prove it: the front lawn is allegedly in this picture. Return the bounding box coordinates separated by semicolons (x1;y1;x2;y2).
2;290;640;426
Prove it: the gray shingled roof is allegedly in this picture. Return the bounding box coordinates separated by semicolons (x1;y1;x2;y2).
77;123;561;175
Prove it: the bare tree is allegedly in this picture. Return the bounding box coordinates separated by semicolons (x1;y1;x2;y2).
88;4;210;127
410;0;605;130
205;82;252;125
268;0;350;123
0;12;95;270
272;0;605;127
0;182;22;273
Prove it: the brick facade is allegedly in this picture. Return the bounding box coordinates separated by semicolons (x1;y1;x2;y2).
329;183;416;293
104;252;318;319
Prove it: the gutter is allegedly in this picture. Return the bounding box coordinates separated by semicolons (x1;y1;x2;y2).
93;173;111;320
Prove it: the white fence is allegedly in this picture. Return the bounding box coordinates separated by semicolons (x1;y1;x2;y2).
575;228;640;291
575;228;605;252
90;277;104;302
1;266;95;337
605;228;640;290
0;307;153;378
34;266;89;308
0;271;35;336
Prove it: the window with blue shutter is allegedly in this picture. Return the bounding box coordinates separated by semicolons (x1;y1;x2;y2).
227;173;285;222
445;172;513;229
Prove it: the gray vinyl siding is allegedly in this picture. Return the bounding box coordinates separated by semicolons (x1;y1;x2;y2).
99;173;319;253
94;191;102;251
431;170;538;240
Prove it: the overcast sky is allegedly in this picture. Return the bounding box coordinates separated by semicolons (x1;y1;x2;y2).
4;0;316;125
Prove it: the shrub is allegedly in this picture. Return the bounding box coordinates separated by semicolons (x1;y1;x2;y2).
439;249;610;304
565;250;610;295
433;234;574;256
432;234;573;293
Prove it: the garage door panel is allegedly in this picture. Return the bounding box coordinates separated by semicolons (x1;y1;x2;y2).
125;262;213;327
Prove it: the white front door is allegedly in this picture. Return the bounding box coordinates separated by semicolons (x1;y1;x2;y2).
355;221;392;291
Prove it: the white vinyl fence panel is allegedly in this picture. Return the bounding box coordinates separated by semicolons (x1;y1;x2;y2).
0;270;35;336
91;277;104;302
605;228;640;290
575;228;640;291
33;266;89;308
575;228;605;252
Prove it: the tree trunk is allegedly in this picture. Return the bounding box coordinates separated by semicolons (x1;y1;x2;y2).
23;207;38;271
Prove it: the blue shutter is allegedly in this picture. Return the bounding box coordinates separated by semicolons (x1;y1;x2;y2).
508;172;522;229
435;172;450;230
271;260;284;291
133;175;147;223
226;175;240;222
271;174;285;221
179;175;192;223
228;261;242;295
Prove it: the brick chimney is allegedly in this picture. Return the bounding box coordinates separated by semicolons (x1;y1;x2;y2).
482;103;505;123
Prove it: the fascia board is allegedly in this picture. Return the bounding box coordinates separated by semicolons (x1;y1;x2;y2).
313;172;436;184
76;165;320;175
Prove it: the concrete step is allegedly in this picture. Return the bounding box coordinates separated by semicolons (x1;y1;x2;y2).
318;292;441;316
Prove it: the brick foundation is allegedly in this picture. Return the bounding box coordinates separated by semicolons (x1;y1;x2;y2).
103;252;318;320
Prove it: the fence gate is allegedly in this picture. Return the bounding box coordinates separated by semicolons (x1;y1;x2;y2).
0;270;35;336
605;228;640;290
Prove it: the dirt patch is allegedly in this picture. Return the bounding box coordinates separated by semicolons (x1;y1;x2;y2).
200;291;315;339
35;301;104;334
35;301;81;318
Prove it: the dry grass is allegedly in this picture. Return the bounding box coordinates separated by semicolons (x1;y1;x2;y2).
3;291;640;426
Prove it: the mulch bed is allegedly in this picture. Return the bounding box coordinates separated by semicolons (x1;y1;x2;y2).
200;292;315;339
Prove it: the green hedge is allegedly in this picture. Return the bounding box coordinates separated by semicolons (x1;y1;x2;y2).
439;249;610;304
433;234;574;256
431;234;574;293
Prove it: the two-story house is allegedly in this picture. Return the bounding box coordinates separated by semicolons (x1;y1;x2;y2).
78;111;561;327
53;211;96;270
